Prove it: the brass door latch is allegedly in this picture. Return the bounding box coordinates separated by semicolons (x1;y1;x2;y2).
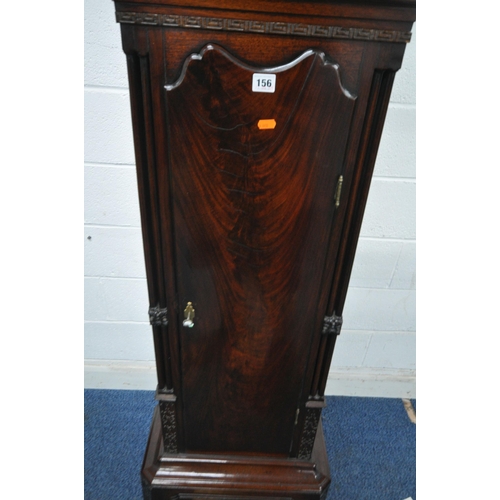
183;302;195;328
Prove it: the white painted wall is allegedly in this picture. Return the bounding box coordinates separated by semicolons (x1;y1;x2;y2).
84;0;416;397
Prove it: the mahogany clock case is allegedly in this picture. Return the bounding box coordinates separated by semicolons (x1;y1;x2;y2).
110;1;416;498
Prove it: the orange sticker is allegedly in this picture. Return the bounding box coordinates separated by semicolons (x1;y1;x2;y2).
257;119;276;130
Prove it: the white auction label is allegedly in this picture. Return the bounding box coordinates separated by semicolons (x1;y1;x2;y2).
252;73;276;93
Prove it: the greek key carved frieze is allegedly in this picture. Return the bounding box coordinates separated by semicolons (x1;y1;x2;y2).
115;12;412;43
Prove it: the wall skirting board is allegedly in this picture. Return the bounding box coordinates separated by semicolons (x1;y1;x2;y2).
325;367;416;398
84;360;415;398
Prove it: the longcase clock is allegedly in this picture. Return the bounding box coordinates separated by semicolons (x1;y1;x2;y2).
111;0;415;498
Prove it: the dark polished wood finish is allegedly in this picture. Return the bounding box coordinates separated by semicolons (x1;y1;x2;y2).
169;45;355;456
112;1;415;498
142;406;330;499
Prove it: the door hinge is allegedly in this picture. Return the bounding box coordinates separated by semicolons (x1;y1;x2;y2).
295;408;300;425
334;175;344;209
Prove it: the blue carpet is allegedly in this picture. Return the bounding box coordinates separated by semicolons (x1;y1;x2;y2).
322;397;416;500
84;390;415;500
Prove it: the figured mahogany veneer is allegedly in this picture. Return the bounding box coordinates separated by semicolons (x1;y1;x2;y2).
169;45;355;456
111;1;415;498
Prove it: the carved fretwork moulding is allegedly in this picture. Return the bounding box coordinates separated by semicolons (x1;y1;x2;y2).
115;12;412;43
148;305;168;326
159;400;178;454
322;314;343;336
297;406;322;460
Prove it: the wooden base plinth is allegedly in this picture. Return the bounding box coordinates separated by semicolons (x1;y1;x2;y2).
141;406;331;500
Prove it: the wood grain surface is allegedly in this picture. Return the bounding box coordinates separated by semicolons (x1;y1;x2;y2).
114;1;415;496
166;45;355;454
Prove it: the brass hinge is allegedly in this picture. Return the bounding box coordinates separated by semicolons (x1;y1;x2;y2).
334;175;344;209
295;408;300;425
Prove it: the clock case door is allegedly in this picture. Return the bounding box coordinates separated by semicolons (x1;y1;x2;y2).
166;44;355;456
117;11;413;465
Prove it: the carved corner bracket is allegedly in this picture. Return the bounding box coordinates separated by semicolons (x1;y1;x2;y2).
322;314;343;336
149;305;168;326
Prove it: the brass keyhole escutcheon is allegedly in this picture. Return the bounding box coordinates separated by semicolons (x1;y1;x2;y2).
183;302;195;328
